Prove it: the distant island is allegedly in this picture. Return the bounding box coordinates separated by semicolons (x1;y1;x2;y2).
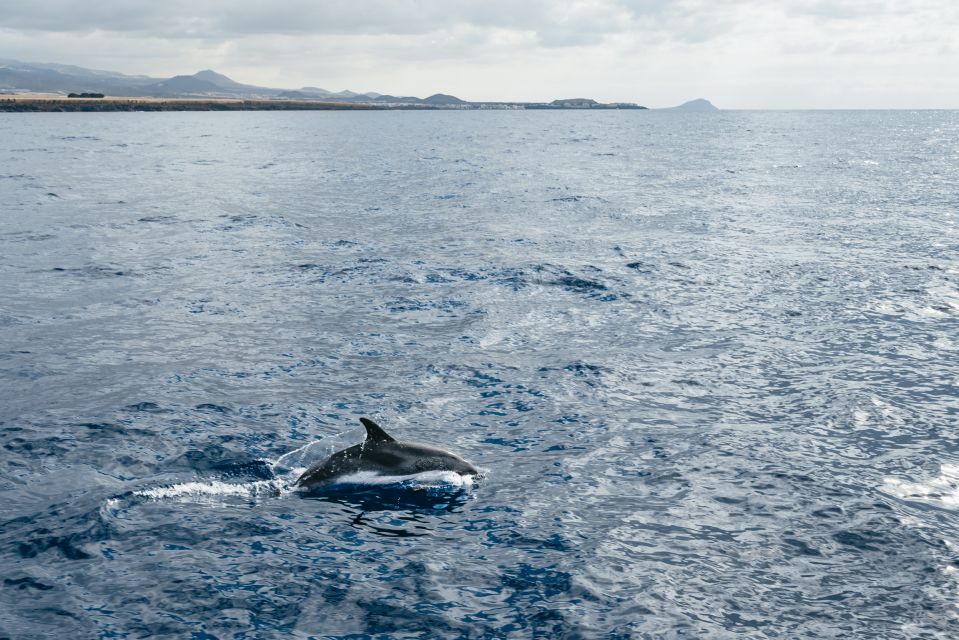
0;59;656;112
660;98;719;111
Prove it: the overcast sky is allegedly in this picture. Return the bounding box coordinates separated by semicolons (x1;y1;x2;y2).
1;0;956;108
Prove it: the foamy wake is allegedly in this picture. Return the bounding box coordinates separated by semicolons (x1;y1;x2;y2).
132;469;476;504
134;479;290;502
883;464;959;509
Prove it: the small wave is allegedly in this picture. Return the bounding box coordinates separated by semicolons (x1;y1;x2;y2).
883;464;959;509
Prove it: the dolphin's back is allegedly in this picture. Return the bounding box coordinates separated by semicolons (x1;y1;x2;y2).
295;443;370;487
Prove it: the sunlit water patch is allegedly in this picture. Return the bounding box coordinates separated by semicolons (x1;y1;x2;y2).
884;464;959;509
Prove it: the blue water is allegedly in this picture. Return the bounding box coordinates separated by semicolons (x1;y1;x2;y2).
1;110;958;638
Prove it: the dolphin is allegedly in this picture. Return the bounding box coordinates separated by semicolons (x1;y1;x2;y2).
295;418;479;489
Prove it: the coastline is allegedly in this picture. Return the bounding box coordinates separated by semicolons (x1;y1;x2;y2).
0;95;648;112
0;96;387;112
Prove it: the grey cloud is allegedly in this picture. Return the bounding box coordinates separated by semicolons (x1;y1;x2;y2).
0;0;705;43
2;0;948;43
0;1;569;37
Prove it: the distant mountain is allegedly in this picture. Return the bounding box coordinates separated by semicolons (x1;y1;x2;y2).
0;58;156;84
663;98;718;111
300;86;332;97
143;75;228;96
424;93;467;105
0;59;405;101
0;59;157;94
373;94;427;104
193;69;253;91
0;60;274;98
278;90;319;99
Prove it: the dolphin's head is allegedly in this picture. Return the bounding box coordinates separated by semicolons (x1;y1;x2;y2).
446;452;480;476
394;442;480;477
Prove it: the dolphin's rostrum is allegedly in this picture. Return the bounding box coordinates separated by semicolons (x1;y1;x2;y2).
295;418;479;489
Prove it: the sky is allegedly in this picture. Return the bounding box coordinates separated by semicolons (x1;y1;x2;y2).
0;0;957;108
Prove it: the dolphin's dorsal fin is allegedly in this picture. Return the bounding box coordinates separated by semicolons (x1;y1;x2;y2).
360;418;395;443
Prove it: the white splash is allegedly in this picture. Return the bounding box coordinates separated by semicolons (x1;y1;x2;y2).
883;464;959;509
271;428;365;473
328;469;478;490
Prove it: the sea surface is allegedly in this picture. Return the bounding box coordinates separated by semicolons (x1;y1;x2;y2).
0;109;957;639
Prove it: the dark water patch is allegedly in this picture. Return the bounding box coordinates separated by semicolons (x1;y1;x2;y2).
49;264;129;278
4;576;55;591
482;434;535;451
625;261;656;273
782;537;822;557
188;299;243;315
523;264;626;300
137;215;179;223
383;296;469;314
214;212;303;232
548;193;610;208
16;533;94;561
195;403;232;415
561;362;606;385
80;421;141;436
7;504;114;563
3;434;72;458
558;361;604;380
1;231;55;242
126;401;171;413
425;272;454;283
553;275;607;292
832;530;888;552
485;266;525;290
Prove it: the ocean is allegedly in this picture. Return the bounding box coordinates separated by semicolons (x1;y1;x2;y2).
0;109;957;638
